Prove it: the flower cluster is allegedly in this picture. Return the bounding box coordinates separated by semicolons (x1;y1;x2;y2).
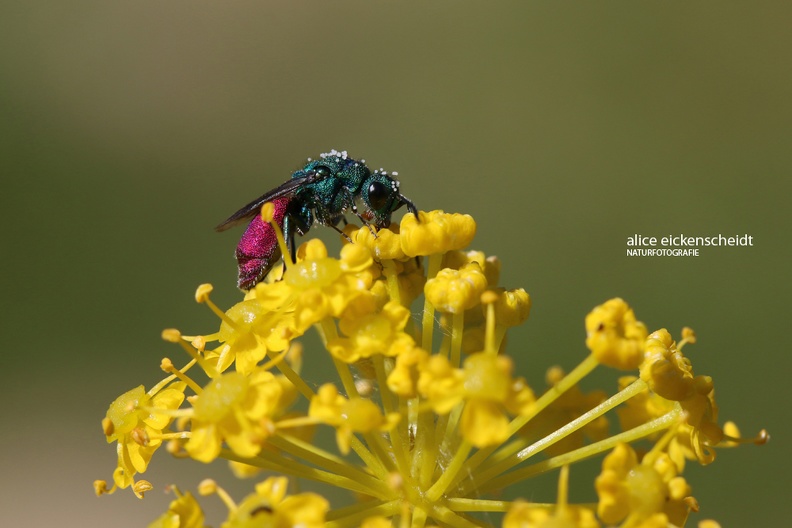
96;209;766;527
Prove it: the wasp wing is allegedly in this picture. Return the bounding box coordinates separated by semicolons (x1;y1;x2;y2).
215;174;314;232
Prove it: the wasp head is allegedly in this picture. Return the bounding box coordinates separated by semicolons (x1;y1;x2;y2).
362;171;418;228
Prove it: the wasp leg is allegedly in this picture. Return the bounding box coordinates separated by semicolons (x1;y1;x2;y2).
349;204;378;238
328;222;354;243
282;214;299;271
355;213;378;237
336;187;377;238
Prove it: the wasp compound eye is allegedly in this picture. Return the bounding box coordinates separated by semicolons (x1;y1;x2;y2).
367;181;390;211
313;165;332;179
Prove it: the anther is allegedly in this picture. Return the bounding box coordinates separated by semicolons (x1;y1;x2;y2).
102;417;114;436
481;290;499;305
191;336;206;351
194;284;240;331
160;357;175;373
133;480;153;499
195;283;213;303
161;329;181;343
198;478;217;496
131;427;149;446
93;480;111;497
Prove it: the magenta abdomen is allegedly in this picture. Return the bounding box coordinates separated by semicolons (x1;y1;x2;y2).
235;197;290;290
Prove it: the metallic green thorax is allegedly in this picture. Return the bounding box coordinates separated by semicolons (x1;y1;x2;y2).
287;150;415;234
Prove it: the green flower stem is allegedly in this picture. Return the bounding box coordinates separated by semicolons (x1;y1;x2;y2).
506;353;600;437
446;498;520;512
220;448;384;498
271;349;315;400
319;320;397;479
413;254;444;492
421;253;443;351
154;360;200;395
331;352;398;476
431;504;483;528
270;433;389;496
421;298;435;352
388;419;412;484
373;355;396;414
450;311;464;368
364;430;399;474
466;377;649;493
452;353;599;488
426;439;472;502
332;356;360;398
493;325;507;353
147;362;191;395
437;323;451;357
485;435;531;466
484;301;496;353
382;260;402;306
443;401;463;448
415;406;437;488
319;317;358;399
315;317;354;393
411;505;428;528
146;407;194;419
425;311;465;477
406;395;419;474
175;339;218;378
372;355;413;478
347;433;390;481
325;499;401;528
431;413;450;463
478;407;683;493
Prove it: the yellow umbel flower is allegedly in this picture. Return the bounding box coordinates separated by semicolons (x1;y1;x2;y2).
102;381;186;492
505;501;600;528
148;489;205;528
492;287;532;328
282;239;374;332
595;443;697;527
640;329;696;401
227;477;328;528
443;249;501;285
361;516;394;528
99;207;765;528
399;210;476;256
309;383;400;454
197;477;328;528
504;465;599;528
386;344;430;397
197;282;296;374
424;263;488;313
639;329;727;464
586;298;648;370
328;300;415;362
345;222;409;261
458;353;535;447
186;368;286;463
216;297;291;374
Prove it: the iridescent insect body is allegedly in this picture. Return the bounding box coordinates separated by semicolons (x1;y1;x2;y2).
216;150;418;290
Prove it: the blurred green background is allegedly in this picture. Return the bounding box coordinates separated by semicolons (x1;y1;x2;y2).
2;1;789;526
